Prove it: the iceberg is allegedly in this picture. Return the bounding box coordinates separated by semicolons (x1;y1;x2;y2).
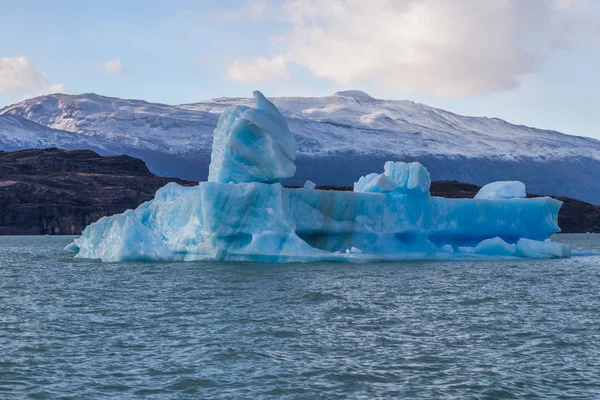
353;173;396;193
475;181;526;200
66;91;570;263
383;161;431;194
207;90;296;184
303;180;316;190
353;161;431;194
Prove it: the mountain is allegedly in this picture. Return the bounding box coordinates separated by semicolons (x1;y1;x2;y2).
0;114;121;155
2;91;600;203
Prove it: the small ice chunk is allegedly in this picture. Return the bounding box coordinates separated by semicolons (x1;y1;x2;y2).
384;161;431;194
354;173;396;193
354;162;431;194
475;181;526;200
440;244;454;253
516;238;572;258
354;173;377;192
349;246;362;253
64;242;79;253
303;180;316;190
473;237;516;256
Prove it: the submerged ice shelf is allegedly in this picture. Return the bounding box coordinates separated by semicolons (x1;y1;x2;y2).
66;91;571;262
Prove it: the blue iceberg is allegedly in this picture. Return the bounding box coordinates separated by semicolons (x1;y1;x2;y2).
66;92;570;262
208;91;296;184
353;162;431;194
475;181;526;200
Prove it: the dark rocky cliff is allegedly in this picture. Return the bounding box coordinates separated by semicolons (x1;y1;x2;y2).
1;149;597;234
0;148;196;234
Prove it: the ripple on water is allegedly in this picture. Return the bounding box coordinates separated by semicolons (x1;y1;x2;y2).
1;234;600;399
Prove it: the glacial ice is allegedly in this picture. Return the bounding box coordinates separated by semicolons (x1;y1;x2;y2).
207;91;296;184
303;180;316;190
354;173;396;193
383;161;431;194
66;91;570;263
354;161;431;194
475;181;526;200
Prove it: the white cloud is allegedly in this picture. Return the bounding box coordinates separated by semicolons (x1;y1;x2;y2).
91;58;128;75
0;56;67;98
553;0;574;12
224;0;585;97
227;55;291;83
282;0;581;96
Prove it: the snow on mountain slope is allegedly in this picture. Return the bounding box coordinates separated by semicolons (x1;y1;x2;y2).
184;90;600;160
0;93;219;155
3;90;599;160
2;90;600;203
0;114;120;155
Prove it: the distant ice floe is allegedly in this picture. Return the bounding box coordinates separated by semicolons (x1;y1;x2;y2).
66;91;570;262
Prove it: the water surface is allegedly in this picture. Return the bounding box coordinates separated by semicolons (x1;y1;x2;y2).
1;234;599;399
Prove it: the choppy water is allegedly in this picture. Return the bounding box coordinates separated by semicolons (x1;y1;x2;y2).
1;234;600;399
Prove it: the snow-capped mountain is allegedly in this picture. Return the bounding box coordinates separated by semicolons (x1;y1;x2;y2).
187;90;600;161
0;114;121;155
0;93;219;155
2;90;600;204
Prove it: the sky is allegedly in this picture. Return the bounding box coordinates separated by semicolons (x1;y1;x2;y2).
0;0;599;139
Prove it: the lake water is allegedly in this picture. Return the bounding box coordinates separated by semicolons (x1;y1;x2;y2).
1;234;600;399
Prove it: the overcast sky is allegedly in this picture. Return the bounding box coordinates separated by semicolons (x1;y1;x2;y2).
0;0;598;139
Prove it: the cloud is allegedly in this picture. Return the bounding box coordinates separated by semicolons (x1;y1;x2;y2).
91;58;128;75
553;0;574;12
0;56;67;98
226;55;291;83
285;0;582;96
223;0;587;96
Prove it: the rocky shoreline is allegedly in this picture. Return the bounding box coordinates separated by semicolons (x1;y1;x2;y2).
1;148;597;235
0;148;195;235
